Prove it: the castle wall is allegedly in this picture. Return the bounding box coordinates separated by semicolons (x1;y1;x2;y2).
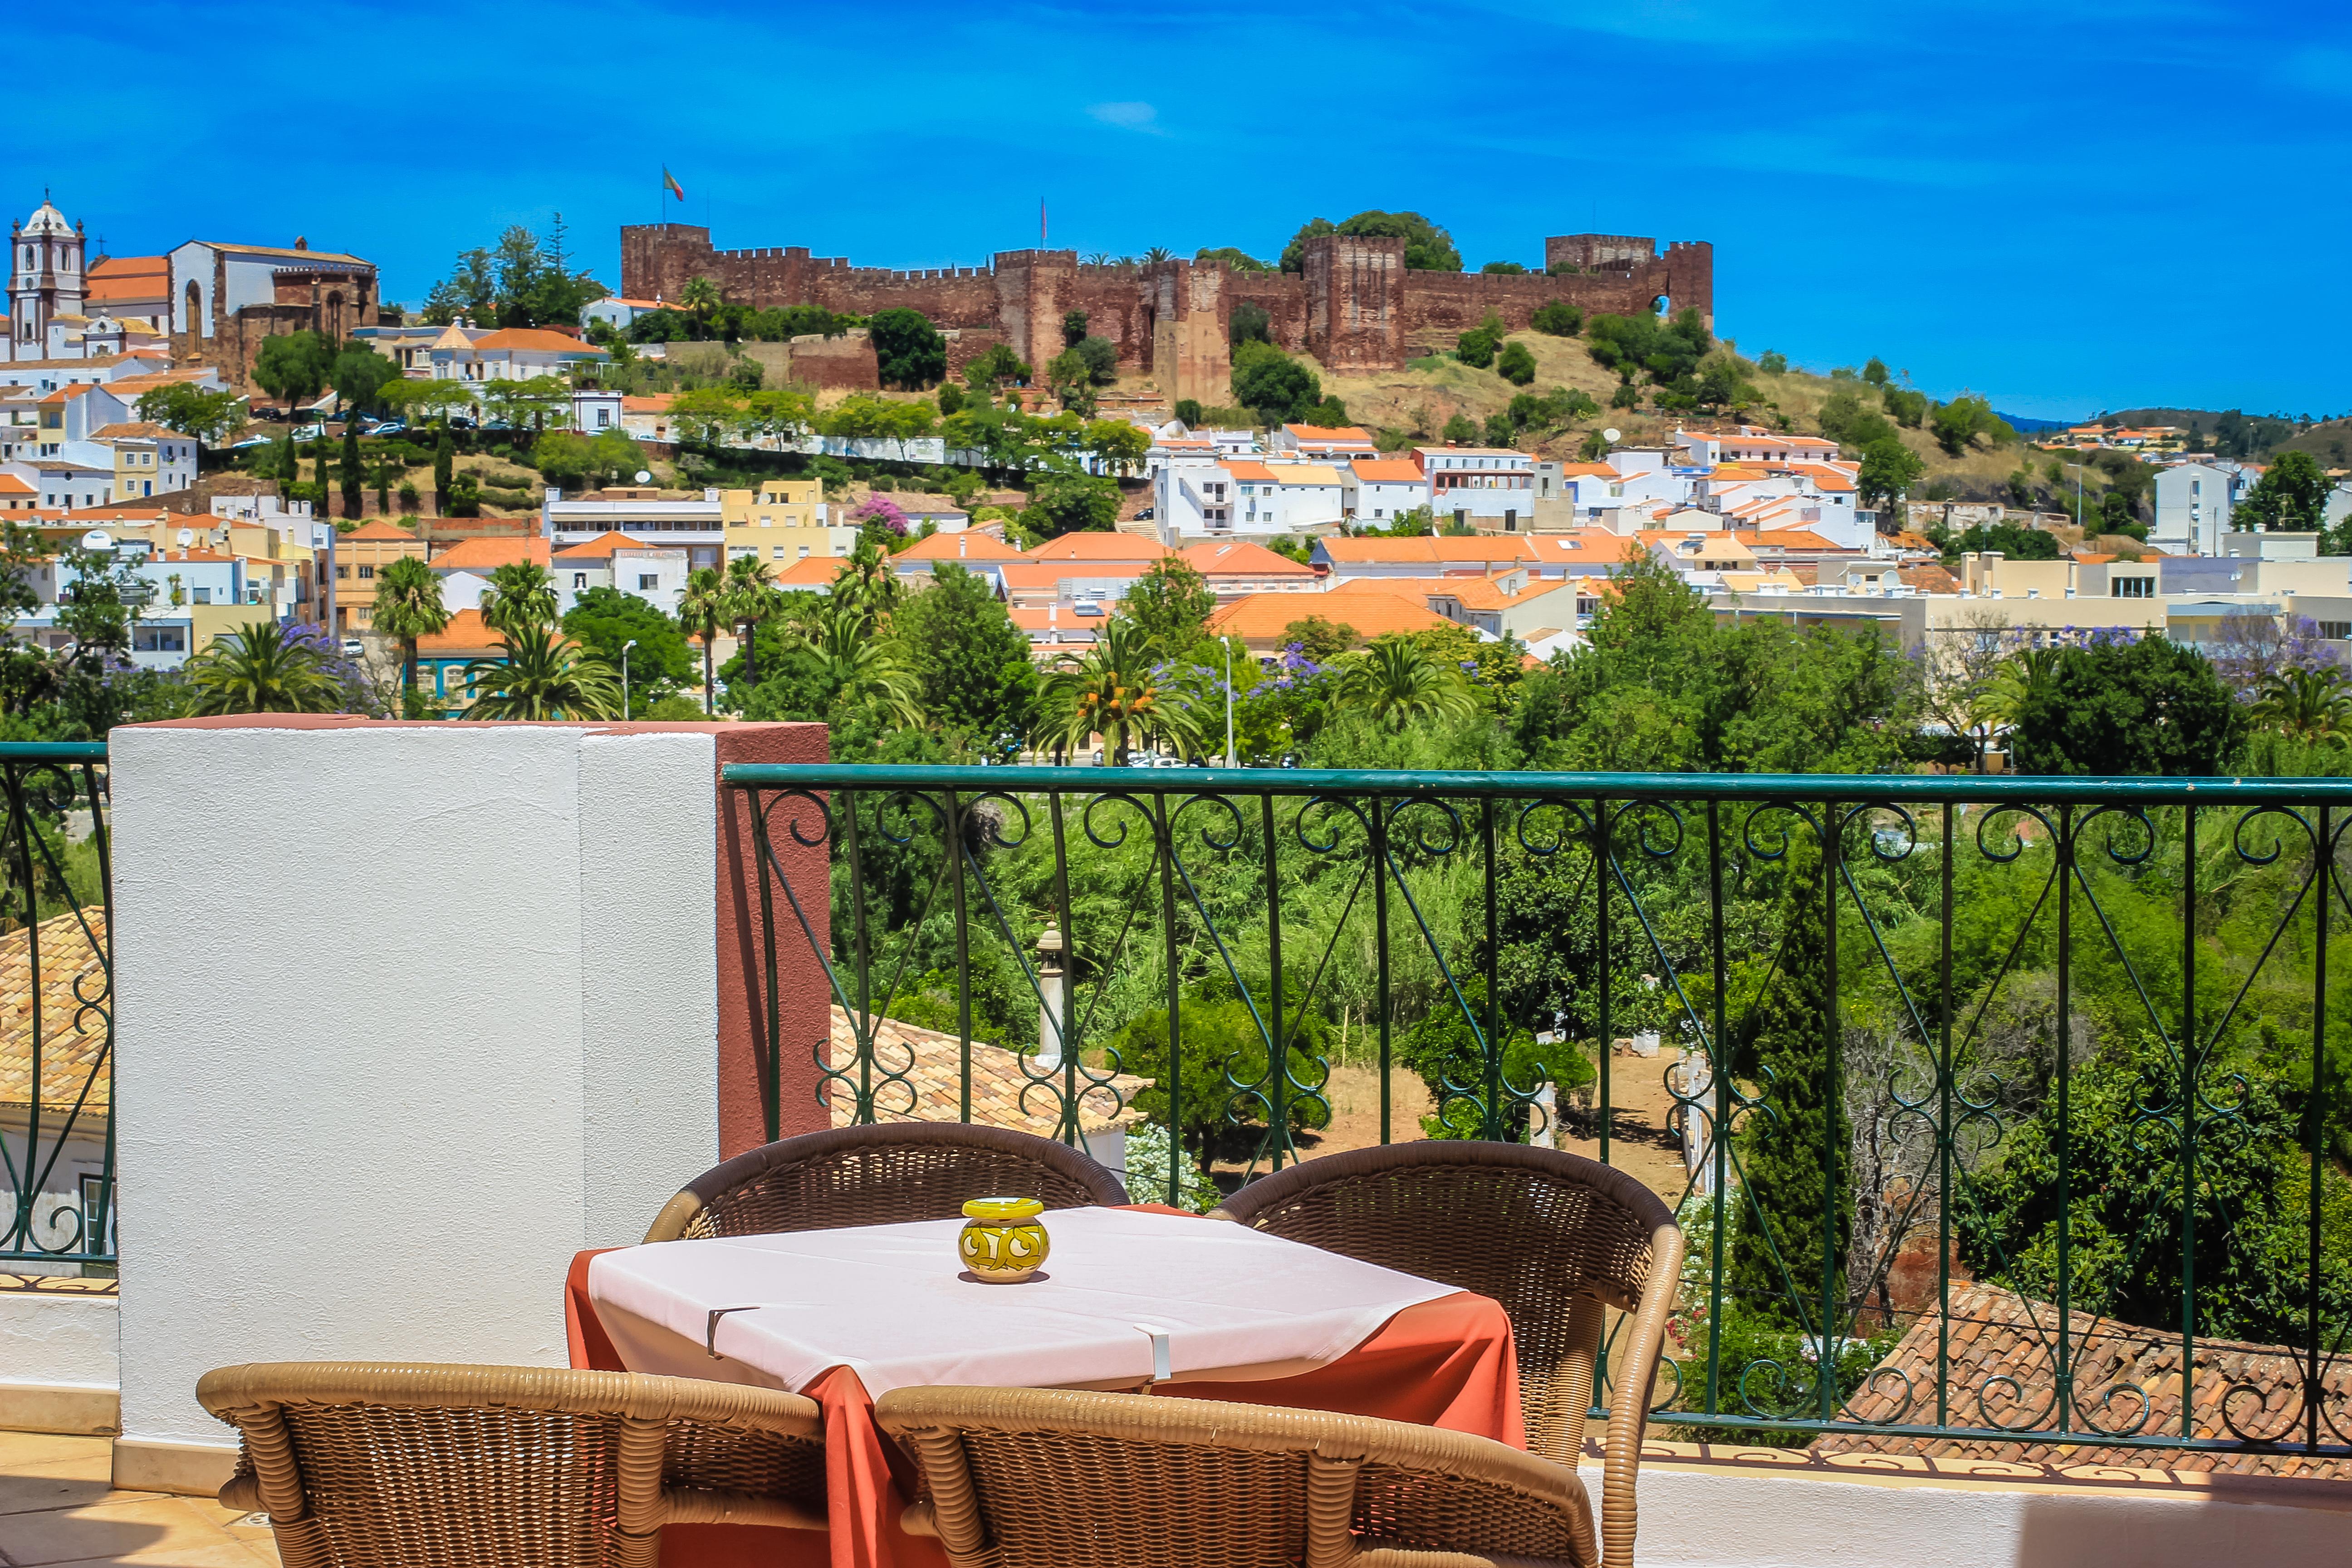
621;225;1716;382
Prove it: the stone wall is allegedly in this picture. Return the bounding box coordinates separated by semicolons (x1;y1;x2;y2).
622;224;1715;377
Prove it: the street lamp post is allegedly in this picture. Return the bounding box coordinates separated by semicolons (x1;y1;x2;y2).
622;639;637;721
1224;637;1236;769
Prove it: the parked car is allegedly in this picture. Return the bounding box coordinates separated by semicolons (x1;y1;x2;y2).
293;423;325;440
225;436;273;451
340;639;364;658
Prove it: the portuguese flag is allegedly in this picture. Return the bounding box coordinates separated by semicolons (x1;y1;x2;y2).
663;167;685;201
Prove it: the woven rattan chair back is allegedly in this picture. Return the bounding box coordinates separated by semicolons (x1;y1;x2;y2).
198;1362;826;1568
877;1383;1599;1568
1209;1142;1681;1568
643;1122;1129;1244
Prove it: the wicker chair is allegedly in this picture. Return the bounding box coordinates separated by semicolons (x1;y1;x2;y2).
879;1383;1601;1568
197;1361;827;1568
1209;1142;1681;1568
642;1122;1130;1244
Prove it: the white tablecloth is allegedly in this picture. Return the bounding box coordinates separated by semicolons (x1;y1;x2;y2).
586;1206;1457;1397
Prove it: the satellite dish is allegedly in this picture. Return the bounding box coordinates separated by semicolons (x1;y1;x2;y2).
634;470;652;484
79;530;113;553
1602;428;1622;444
176;528;195;547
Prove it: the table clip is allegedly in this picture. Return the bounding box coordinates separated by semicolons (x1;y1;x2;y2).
1133;1322;1172;1386
706;1304;764;1359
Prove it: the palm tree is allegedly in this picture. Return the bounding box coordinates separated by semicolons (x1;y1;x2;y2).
1041;617;1202;764
829;535;902;632
677;276;722;339
1975;647;2063;731
2252;666;2352;745
798;602;924;729
480;561;558;642
371;553;448;701
461;627;622;720
678;566;728;713
1332;636;1475;732
725;553;780;686
185;621;346;715
1142;245;1174;265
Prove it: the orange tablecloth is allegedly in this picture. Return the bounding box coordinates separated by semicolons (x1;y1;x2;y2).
564;1218;1520;1568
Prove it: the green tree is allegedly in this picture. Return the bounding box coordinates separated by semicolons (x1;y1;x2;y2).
134;384;242;446
677;566;729;712
184;621;345;715
1758;351;1788;375
328;345;400;415
1020;472;1121;535
1725;834;1850;1328
1232;343;1321;425
370;553;447;701
1856;437;1925;516
1174;398;1203;426
1125;556;1218;651
253;331;333;419
338;421;364;518
1927;393;2015;457
432;433;454;509
1441;413;1480;445
1332;635;1475;730
1281;211;1461;273
1040;617;1203;762
1280;616;1358;662
480;561;559;642
724;552;782;686
2009;637;2244;775
1230;302;1273;346
1195;245;1273;272
1061;310;1089;348
2243;450;2333;532
1862;356;1890;387
676;276;723;337
1454;314;1503;369
964;343;1029;388
888;563;1037;757
869;308;947;390
462;627;621;720
1530;301;1582;337
561;586;692;710
1044;348;1099;416
1496;340;1536;385
56;544;141;660
1941;524;2061;564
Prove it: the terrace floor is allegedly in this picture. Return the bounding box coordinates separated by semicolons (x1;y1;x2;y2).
0;1432;276;1567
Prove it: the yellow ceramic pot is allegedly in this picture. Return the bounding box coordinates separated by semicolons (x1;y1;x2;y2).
958;1196;1050;1283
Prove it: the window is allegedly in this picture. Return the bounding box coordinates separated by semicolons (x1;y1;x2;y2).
358;564;375;580
597;408;611;428
797;544;810;558
573;572;588;588
639;573;660;590
2323;622;2352;641
2112;578;2153;598
192;586;210;604
335;565;348;579
132;625;186;652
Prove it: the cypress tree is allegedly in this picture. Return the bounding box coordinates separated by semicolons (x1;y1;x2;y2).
433;432;454;514
1728;832;1852;1331
340;421;364;517
316;446;334;519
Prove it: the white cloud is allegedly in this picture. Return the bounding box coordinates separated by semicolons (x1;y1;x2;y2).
1088;101;1162;133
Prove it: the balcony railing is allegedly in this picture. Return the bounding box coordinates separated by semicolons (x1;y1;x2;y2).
727;762;2352;1468
0;742;113;1274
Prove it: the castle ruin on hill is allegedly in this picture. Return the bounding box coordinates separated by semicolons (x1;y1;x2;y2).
621;225;1712;403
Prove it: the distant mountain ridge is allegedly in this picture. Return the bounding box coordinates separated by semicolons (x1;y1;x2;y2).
1998;412;2070;433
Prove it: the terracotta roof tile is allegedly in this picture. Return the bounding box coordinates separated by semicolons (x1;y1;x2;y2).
831;1007;1143;1134
0;910;110;1115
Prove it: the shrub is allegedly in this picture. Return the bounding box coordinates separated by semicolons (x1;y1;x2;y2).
1530;301;1583;337
1496;340;1537;386
1757;350;1788;374
397;480;420;513
1174;398;1202;426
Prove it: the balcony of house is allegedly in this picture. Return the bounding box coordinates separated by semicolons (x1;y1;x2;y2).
5;732;2352;1566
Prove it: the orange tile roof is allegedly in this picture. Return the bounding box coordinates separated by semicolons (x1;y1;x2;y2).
416;608;500;655
87;421;190;441
1223;461;1279;484
1747;528;1842;550
1179;539;1316;577
896;531;1024;562
776;555;842;588
1371;574;1570;611
622;395;676;412
552;530;655;560
1209;587;1454;642
1551;462;1619;478
342;519;422;541
1010;606;1106;635
472;328;608;356
0;477;35;495
426;535;550;572
1024;534;1171;563
1318;537;1540;565
1525;532;1643;564
1349;458;1426;483
1283;424;1373;443
0;910;111;1114
828;1008;1139;1133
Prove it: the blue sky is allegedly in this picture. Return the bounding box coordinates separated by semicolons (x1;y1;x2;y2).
36;1;2352;420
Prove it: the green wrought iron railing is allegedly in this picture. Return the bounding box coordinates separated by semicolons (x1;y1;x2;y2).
0;742;113;1275
728;763;2352;1463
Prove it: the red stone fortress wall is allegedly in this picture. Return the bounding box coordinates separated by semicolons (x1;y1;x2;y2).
621;224;1714;383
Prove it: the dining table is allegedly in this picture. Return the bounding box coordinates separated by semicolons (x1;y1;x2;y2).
565;1204;1524;1568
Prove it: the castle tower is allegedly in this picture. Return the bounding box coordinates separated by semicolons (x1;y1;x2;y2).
1303;234;1404;371
10;196;87;356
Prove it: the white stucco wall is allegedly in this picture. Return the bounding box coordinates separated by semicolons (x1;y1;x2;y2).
0;1291;118;1391
110;722;720;1455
